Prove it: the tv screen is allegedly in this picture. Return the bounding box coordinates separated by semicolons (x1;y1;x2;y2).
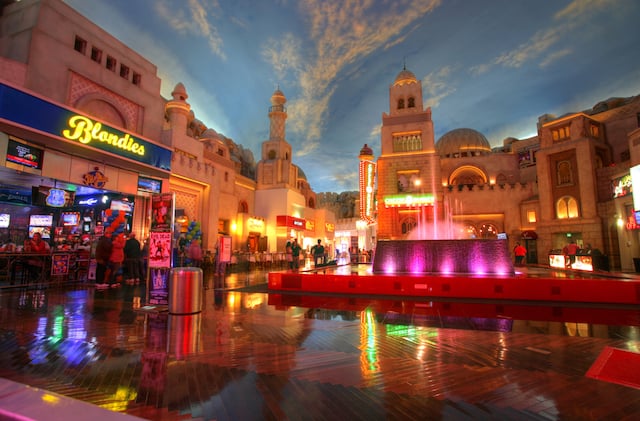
28;226;51;239
6;139;44;169
62;212;80;226
29;214;53;227
0;214;9;228
110;200;133;213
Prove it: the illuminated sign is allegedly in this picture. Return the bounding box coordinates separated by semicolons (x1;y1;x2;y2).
632;165;640;210
359;159;376;224
0;82;172;171
77;197;98;206
612;173;632;199
63;115;145;155
383;193;434;207
46;189;67;207
305;220;315;232
276;215;305;229
247;218;264;231
325;223;335;232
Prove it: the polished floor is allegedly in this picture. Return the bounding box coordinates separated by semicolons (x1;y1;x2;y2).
1;266;640;420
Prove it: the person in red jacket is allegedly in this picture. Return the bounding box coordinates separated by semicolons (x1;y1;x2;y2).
108;232;126;288
514;242;527;267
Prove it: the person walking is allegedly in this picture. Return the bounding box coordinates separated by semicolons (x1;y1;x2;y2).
124;232;143;284
291;239;301;270
108;232;126;288
514;242;527;267
285;240;293;269
311;239;325;267
95;231;113;289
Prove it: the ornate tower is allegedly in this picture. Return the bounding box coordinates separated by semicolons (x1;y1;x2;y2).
359;143;376;224
376;67;443;239
256;88;295;189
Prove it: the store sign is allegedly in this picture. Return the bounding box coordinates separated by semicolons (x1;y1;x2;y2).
63;115;145;156
6;139;44;169
305;219;315;232
0;82;171;172
247;218;264;231
82;167;109;188
383;193;434;207
359;160;376;224
276;215;305;229
325;223;335;233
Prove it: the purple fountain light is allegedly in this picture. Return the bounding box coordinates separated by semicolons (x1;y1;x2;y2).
371;239;515;275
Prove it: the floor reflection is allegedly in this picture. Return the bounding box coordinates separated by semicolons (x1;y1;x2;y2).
0;270;639;420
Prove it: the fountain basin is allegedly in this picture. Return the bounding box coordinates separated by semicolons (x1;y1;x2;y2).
371;239;515;275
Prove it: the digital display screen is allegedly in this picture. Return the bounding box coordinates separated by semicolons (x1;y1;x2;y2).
62;212;80;226
0;214;9;228
29;214;53;227
29;226;51;239
6;139;44;169
138;176;162;193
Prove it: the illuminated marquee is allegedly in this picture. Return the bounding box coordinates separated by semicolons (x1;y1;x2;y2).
383;193;434;208
247;218;264;232
359;160;376;224
63;115;145;156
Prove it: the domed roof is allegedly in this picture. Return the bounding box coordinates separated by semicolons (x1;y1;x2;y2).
171;83;188;100
394;68;418;86
436;128;492;158
359;143;373;157
294;165;307;181
271;88;286;106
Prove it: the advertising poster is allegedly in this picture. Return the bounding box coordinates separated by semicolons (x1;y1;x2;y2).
51;254;70;276
151;193;173;232
149;231;172;268
148;268;170;305
219;236;232;263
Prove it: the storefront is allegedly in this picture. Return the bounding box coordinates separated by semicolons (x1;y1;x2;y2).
0;81;172;248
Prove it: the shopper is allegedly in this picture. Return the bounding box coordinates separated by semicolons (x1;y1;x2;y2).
124;232;143;284
311;239;325;267
95;231;113;289
108;232;126;288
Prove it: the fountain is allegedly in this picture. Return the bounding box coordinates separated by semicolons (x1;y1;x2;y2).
371;238;514;275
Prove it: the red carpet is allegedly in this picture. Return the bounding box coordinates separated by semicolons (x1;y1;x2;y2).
586;347;640;389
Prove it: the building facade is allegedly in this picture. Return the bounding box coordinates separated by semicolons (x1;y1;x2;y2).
373;67;640;271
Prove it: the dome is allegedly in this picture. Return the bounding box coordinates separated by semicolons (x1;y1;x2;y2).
271;88;286;106
393;68;418;86
436;128;492;158
295;165;307;181
171;83;188;101
359;143;373;157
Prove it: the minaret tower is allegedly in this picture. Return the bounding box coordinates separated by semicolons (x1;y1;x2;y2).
256;88;295;189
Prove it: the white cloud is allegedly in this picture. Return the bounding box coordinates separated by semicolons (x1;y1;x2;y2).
262;0;442;145
422;66;456;108
539;48;572;68
155;0;226;60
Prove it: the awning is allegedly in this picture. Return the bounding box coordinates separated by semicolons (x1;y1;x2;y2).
521;230;538;240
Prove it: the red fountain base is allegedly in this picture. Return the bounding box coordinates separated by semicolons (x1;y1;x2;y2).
267;266;640;305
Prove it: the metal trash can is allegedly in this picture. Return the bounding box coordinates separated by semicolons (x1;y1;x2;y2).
168;267;203;314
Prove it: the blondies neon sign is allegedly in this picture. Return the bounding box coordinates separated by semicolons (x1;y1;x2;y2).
62;115;145;156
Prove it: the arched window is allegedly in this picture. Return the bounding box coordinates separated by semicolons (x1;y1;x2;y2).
479;223;498;238
308;198;315;209
556;196;579;219
557;160;573;185
268;150;276;159
401;217;417;235
238;201;249;213
397;98;405;110
408;97;415;108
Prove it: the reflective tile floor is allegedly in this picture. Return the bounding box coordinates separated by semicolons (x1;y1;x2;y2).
1;268;640;420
